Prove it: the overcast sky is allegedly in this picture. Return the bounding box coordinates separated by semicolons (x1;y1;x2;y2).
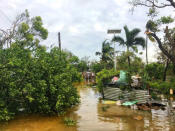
0;0;174;62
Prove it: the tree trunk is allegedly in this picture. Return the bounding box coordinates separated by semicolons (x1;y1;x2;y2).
127;46;131;68
128;56;131;68
168;0;175;8
150;33;175;67
146;35;148;64
163;59;170;81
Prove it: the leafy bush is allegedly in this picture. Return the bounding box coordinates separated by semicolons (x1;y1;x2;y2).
0;10;81;121
0;45;80;121
145;63;164;80
116;51;145;74
149;81;175;94
96;69;120;93
90;61;104;73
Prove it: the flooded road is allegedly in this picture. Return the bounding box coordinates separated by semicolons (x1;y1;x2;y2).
1;84;175;131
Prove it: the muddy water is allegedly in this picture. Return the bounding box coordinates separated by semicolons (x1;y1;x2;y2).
1;84;175;131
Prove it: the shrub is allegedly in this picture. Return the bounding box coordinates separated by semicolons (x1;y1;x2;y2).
145;63;164;80
0;45;80;121
96;69;120;93
149;81;175;94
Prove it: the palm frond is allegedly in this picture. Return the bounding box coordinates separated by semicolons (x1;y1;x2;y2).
95;52;101;56
124;25;130;41
112;36;125;45
131;46;138;53
134;37;145;49
130;28;141;38
102;39;108;44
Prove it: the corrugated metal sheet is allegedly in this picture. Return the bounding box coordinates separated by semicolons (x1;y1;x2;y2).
103;87;150;103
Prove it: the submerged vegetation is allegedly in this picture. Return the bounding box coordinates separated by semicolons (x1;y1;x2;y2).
63;117;77;126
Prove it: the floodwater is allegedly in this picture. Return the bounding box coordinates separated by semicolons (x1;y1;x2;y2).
1;83;175;131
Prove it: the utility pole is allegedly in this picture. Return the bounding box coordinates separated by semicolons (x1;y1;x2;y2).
113;37;117;70
58;32;62;59
107;29;121;71
146;35;148;65
58;32;61;50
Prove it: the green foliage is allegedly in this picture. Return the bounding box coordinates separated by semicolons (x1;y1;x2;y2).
17;11;48;45
0;106;14;121
63;117;77;126
112;25;145;50
112;25;145;68
0;45;80;121
0;43;80;121
119;85;131;91
19;22;29;33
145;63;164;80
147;16;174;32
147;7;158;18
0;10;48;49
146;20;159;32
116;51;144;74
96;69;120;93
0;10;81;121
159;16;174;24
77;60;89;72
90;61;104;73
170;77;175;83
149;81;175;94
96;40;114;69
32;16;48;40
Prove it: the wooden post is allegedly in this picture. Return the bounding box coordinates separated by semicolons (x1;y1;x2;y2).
58;32;62;58
102;86;105;99
58;32;61;50
146;83;150;95
170;88;173;95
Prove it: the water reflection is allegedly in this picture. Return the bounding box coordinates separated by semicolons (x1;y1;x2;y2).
0;83;175;131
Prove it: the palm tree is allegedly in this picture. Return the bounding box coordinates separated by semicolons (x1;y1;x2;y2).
112;25;145;68
96;40;114;69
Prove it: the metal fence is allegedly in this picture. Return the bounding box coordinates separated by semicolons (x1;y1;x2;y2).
103;87;150;103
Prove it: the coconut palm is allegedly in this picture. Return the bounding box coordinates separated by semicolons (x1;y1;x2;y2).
112;25;145;68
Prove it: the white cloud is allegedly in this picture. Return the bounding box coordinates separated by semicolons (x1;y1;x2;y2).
94;23;106;32
35;0;64;9
0;0;174;61
46;23;64;32
69;26;80;35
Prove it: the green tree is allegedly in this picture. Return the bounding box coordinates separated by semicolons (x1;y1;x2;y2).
145;63;164;80
112;25;145;68
76;56;90;72
0;10;80;121
130;0;175;67
90;61;104;73
0;9;48;49
96;40;114;69
116;51;144;74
